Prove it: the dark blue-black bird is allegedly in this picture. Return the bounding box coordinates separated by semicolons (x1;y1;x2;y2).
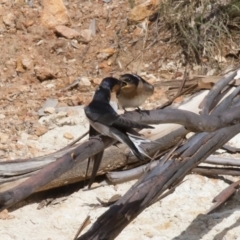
84;77;154;188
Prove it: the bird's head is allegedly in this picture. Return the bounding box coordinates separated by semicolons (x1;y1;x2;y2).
119;74;140;93
100;77;121;93
120;74;154;94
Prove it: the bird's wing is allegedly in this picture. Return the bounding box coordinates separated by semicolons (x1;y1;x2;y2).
85;101;119;126
85;101;154;129
113;116;154;130
85;126;104;189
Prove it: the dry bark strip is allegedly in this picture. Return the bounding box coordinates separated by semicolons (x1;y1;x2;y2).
207;179;240;214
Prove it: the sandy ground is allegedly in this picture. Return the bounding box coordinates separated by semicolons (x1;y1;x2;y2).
1;173;240;240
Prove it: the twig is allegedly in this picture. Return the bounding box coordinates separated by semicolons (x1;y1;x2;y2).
73;215;91;240
206;180;240;214
59;78;81;92
157;68;189;109
60;131;89;151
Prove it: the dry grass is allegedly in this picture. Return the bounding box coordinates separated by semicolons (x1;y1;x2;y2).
155;0;240;65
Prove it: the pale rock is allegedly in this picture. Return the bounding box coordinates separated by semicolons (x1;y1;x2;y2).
55;25;80;39
79;29;92;42
14;0;25;7
207;68;217;76
91;182;100;188
0;150;5;157
34;125;48;137
21;56;33;70
44;107;56;114
45;83;55;89
34;66;56;81
5;59;16;68
128;0;160;22
0;132;9;144
0;114;5;119
26;142;37;149
41;0;70;29
16;58;25;72
92;77;102;86
0;143;8;150
63;132;74;140
89;18;96;36
78;76;91;92
97;48;116;60
3;13;16;28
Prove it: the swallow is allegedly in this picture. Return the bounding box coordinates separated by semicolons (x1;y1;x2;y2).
85;77;121;188
84;77;154;188
117;74;154;111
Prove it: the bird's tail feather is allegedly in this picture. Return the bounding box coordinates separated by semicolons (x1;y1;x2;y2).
127;133;153;160
111;129;145;160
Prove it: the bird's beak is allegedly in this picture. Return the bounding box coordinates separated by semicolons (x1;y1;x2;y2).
112;84;121;93
121;81;131;89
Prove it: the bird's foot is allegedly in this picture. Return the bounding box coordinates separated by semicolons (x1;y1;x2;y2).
136;107;141;112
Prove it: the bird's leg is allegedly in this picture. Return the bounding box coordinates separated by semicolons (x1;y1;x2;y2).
135;107;144;114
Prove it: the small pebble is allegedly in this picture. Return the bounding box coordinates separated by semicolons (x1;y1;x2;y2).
63;132;74;140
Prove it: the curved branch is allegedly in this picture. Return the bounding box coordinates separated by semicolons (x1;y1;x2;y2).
201;70;238;114
123;106;240;132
